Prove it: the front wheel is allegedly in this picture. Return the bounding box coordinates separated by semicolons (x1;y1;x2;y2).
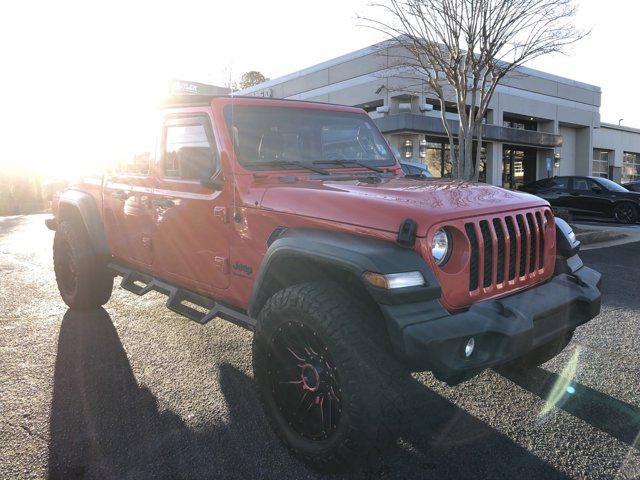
252;282;408;472
613;202;638;224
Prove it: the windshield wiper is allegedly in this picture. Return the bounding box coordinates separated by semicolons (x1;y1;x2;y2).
244;160;330;175
312;159;385;173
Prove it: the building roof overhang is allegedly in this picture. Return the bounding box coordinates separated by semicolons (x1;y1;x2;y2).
375;113;563;148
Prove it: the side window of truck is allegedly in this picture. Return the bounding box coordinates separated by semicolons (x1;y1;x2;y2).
162;117;219;181
114;133;154;176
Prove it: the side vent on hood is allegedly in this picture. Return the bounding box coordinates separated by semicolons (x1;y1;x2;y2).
397;218;417;247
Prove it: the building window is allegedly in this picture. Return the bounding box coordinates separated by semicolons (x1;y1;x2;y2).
402;139;413;159
423;141;453;177
622;152;640;182
357;100;384;113
477;146;487;183
592;149;610;178
429;100;458;115
420;137;486;181
503;116;537;131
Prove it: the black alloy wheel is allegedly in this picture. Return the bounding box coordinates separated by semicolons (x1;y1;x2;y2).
613;203;638;224
267;321;342;441
252;282;411;472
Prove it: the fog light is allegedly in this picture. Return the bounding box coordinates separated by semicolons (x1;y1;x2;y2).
464;337;475;358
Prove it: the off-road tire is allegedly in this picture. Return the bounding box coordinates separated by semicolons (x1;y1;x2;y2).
613;202;638;224
53;219;113;309
252;282;410;473
507;330;574;369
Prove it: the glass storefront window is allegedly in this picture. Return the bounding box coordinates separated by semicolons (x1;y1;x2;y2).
424;142;443;177
477;147;487;183
443;143;452;178
592;149;610;178
502;147;536;190
622;152;640;182
420;138;485;181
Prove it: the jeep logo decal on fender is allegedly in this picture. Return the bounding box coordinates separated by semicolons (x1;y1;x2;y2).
232;261;253;276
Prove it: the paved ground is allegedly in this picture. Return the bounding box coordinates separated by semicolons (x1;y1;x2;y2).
572;220;640;251
1;214;639;480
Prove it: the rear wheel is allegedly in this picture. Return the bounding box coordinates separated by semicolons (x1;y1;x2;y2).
252;282;409;472
613;202;638;224
53;219;113;309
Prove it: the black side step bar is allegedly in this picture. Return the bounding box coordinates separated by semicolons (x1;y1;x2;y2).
108;263;256;331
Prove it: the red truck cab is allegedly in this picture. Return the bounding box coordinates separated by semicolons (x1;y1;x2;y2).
47;95;601;471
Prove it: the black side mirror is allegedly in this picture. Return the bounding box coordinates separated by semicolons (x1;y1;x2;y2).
200;176;224;191
591;186;603;193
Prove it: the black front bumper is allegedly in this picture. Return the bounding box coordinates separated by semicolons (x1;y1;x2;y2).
380;257;601;385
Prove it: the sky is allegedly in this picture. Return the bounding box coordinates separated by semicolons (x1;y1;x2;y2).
1;0;638;177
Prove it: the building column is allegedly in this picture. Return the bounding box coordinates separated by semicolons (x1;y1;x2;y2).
575;127;593;176
485;141;502;186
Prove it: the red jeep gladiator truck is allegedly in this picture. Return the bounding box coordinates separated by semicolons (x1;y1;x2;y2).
46;95;601;471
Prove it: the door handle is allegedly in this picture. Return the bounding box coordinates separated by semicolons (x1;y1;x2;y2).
111;191;130;200
570;192;580;197
152;198;175;208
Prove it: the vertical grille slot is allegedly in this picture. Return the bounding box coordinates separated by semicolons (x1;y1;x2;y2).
492;219;506;284
526;213;537;273
465;223;479;291
535;212;545;269
516;215;527;277
457;209;550;302
479;221;493;288
505;217;517;280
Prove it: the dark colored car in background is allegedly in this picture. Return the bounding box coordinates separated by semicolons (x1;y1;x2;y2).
519;176;640;224
623;180;640;192
400;161;433;178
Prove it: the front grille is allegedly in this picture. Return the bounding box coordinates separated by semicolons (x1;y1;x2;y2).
464;209;547;293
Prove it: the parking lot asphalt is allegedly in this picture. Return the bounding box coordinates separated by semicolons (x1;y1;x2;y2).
1;214;639;480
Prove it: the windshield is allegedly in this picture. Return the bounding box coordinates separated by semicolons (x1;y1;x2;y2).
596;177;629;192
224;105;395;169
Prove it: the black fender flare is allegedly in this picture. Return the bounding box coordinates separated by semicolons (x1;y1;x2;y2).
57;190;110;258
248;228;441;317
554;217;580;258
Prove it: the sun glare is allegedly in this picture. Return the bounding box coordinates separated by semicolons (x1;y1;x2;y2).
50;79;166;181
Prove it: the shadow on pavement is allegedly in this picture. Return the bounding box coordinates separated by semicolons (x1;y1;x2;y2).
375;380;571;479
500;366;640;451
48;308;297;480
48;308;569;479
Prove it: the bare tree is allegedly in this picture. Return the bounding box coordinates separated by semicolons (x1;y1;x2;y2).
361;0;587;181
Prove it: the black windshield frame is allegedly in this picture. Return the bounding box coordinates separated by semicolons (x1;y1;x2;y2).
223;105;396;171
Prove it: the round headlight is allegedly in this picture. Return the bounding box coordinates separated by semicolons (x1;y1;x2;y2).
431;228;451;266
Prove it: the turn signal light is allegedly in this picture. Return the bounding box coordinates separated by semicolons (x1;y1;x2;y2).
362;271;425;289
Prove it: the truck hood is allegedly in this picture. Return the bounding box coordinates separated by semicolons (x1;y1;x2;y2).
258;176;548;236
